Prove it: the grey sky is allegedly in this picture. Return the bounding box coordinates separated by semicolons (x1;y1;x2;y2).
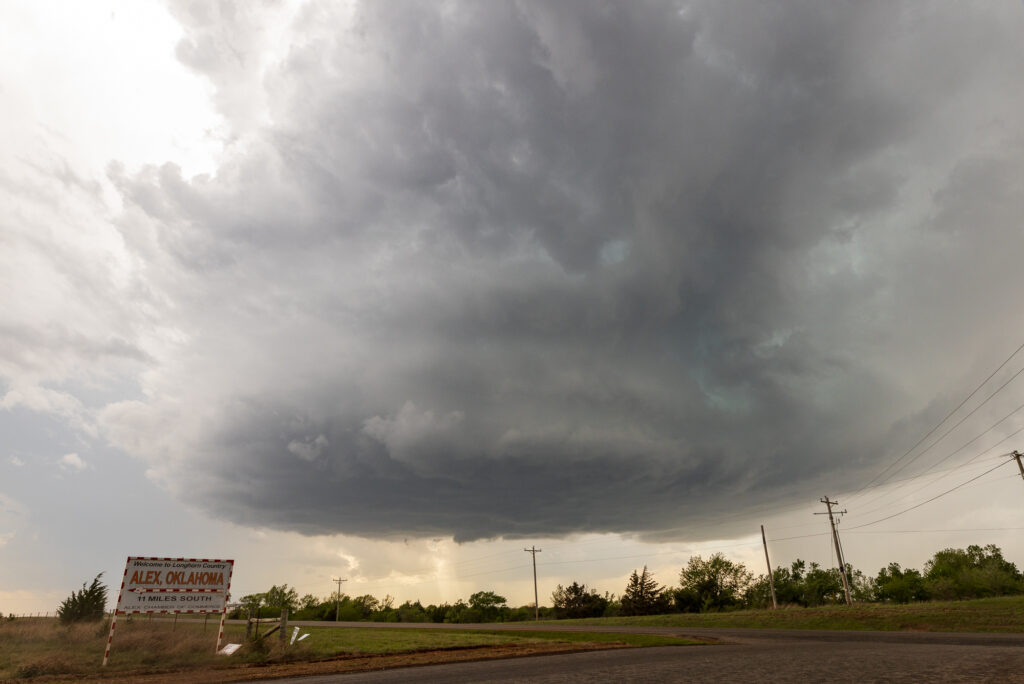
3;0;1024;611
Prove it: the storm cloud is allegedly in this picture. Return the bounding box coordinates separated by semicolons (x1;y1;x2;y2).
64;0;1024;541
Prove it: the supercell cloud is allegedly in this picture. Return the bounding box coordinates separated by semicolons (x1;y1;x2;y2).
16;1;1024;541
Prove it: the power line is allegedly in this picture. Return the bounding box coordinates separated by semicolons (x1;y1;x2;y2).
850;452;1015;521
846;459;1012;531
850;339;1024;497
865;361;1024;491
850;413;1024;513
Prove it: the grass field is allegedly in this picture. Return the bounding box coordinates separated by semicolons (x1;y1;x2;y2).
4;597;1021;680
0;618;694;681
561;595;1024;633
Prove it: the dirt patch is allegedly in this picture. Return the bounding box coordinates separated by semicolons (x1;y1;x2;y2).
28;641;631;683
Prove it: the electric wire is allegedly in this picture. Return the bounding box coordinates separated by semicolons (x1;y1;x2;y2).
850;409;1024;513
846;458;1012;531
850;343;1024;498
850;451;1014;521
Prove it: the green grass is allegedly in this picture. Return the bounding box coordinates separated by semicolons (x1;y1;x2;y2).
0;618;691;680
556;595;1024;633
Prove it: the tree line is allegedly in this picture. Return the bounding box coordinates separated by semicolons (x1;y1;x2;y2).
230;543;1023;623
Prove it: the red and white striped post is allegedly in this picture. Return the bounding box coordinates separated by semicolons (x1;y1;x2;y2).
216;558;234;653
101;612;118;667
102;557;131;666
215;606;228;653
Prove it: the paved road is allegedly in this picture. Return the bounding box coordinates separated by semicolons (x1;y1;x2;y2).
262;622;1024;682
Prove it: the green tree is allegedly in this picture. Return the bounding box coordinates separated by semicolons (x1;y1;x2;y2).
874;562;928;603
744;561;804;608
425;602;451;623
801;562;844;606
352;594;380;618
57;573;108;624
924;544;1023;599
677;553;752;612
263;584;299;612
299;594;319;611
550;581;610;619
444;599;472;623
468;590;508;622
396;600;430;622
239;592;266;618
621;566;670;616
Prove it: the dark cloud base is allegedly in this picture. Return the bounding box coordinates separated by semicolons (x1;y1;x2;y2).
109;0;1024;541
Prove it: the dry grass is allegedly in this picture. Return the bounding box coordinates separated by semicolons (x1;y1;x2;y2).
0;616;248;680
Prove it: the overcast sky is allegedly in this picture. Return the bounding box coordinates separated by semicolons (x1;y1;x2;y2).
3;0;1024;614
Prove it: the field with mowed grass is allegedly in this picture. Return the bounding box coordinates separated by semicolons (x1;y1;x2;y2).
562;595;1024;632
0;617;696;681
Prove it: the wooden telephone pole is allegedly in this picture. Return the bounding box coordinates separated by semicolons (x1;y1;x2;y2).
761;525;778;609
332;577;347;622
816;497;852;606
524;546;542;621
1013;451;1024;481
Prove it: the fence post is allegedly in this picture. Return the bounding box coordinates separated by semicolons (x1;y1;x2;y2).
279;609;289;645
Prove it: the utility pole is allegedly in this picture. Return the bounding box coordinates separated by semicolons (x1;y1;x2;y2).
816;496;852;606
761;525;778;610
1013;451;1024;481
332;577;347;622
524;546;541;621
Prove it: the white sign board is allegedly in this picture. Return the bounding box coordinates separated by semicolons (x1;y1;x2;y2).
114;557;234;614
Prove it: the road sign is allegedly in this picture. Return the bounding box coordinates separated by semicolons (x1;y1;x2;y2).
104;556;235;666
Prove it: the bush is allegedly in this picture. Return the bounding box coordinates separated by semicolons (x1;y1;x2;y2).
57;573;107;624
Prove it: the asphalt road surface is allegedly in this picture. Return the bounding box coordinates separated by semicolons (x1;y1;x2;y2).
264;622;1024;683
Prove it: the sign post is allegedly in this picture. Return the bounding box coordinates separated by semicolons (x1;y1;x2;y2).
103;557;234;666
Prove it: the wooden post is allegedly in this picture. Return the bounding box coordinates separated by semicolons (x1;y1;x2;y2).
1013;451;1024;481
761;525;778;609
279;609;289;645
